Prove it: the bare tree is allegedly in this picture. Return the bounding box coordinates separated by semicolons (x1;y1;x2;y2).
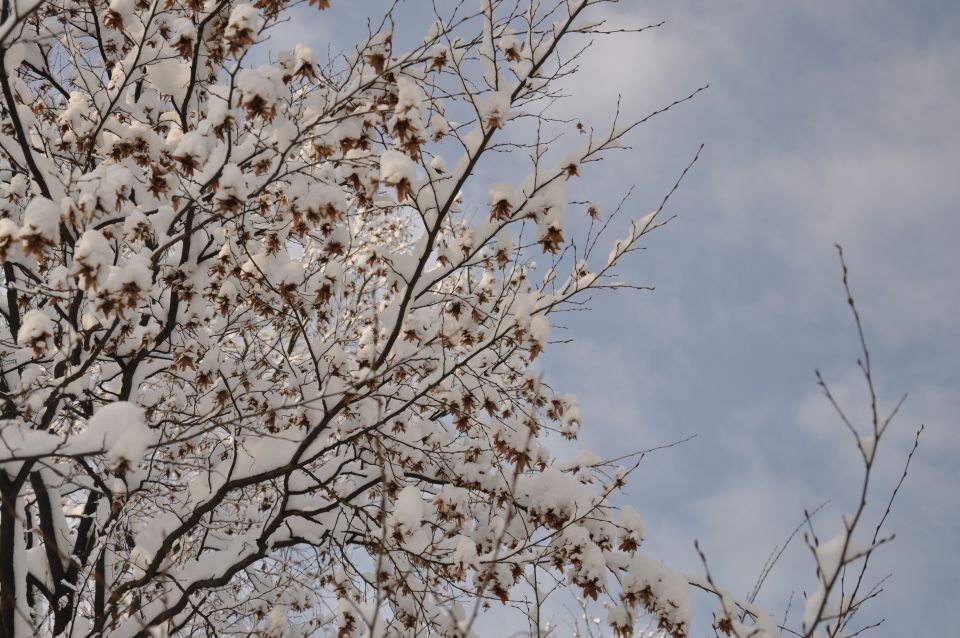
0;0;917;637
683;248;923;638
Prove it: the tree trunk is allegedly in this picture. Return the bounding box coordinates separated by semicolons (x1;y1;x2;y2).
0;473;19;637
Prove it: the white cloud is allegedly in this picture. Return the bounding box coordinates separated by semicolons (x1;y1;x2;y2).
544;2;958;635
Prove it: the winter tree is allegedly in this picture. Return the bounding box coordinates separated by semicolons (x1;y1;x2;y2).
0;0;918;636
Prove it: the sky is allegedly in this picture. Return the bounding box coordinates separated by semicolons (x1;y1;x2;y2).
273;1;958;635
544;3;959;635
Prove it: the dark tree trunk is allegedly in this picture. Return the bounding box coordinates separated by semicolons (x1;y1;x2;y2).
0;473;19;637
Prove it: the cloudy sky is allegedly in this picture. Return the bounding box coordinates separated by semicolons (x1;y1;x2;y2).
540;3;958;635
276;1;958;634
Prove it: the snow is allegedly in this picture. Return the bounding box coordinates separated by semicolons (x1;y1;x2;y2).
5;173;26;198
815;532;871;584
529;314;549;344
216;163;247;203
17;309;54;352
803;586;825;633
2;400;156;472
395;75;428;112
487;182;517;220
104;253;152;296
453;536;479;576
264;605;289;636
12;495;28;636
172;130;209;163
171;17;196;43
131;511;182;567
76;402;154;467
294;43;315;69
379;149;417;185
479;91;511;129
800;531;874;632
488;183;515;204
21;196;61;241
394;485;424;538
622;554;692;636
147;58;190;99
72;228;112;287
227;3;260;31
225;4;263;51
0;420;62;465
236;65;285;117
518;468;598;523
619;505;646;544
635;210;658;234
108;0;134;16
499;33;522;57
2;42;26;74
716;596;781;638
0;4;845;636
574;544;607;588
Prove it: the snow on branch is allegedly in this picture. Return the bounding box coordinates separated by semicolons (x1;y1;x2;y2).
0;1;916;638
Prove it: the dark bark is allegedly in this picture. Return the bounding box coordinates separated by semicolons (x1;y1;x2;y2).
0;473;19;636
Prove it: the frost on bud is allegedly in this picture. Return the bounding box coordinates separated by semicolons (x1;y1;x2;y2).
480;91;510;130
452;535;479;579
225;4;263;56
392;485;424;539
263;606;289;638
618;505;646;552
18;309;55;356
429;155;446;174
100;255;152;318
499;33;524;62
608;604;636;638
20;196;61;259
72;229;112;289
171;131;210;176
379;149;418;202
103;0;134;30
0;219;19;261
290;44;318;81
620;555;692;638
538;222;564;254
170;18;197;59
336;599;359;638
236;66;285;121
214;164;247;213
488;183;516;221
549;393;582;439
365;31;392;75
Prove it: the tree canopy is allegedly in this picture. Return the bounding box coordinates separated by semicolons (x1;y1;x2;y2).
0;1;914;637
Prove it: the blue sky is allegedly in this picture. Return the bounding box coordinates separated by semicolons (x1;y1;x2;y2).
275;1;958;634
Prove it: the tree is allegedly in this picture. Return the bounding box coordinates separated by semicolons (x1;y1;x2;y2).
0;1;917;637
